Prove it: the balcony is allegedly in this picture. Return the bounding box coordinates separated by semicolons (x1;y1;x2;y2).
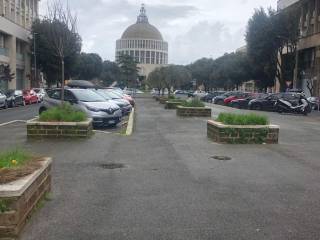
0;48;9;57
277;0;300;10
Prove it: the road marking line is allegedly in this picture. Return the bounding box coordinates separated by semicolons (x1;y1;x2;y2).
0;117;38;127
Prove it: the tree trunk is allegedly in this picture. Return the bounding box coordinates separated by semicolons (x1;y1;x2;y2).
61;58;65;103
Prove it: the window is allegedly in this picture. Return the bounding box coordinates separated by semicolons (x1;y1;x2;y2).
64;90;77;101
140;51;145;64
48;90;61;100
151;51;155;64
0;34;5;48
156;52;160;64
146;51;150;64
130;50;134;57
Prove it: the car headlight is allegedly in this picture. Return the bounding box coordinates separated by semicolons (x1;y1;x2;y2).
86;106;100;112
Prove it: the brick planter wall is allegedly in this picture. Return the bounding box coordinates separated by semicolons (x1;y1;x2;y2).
159;98;169;104
0;158;52;239
27;119;93;138
207;120;279;144
177;106;212;117
165;101;184;109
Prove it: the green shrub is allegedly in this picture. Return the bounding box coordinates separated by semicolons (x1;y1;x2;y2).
0;148;32;169
39;104;87;122
216;113;269;125
181;99;205;108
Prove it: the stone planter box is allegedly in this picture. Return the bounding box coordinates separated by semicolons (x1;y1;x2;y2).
159;98;169;104
27;118;93;138
0;158;52;239
207;120;279;144
165;101;184;109
176;106;212;117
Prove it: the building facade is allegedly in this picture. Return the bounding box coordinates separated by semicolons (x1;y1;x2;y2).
116;4;168;80
278;0;320;96
0;0;39;90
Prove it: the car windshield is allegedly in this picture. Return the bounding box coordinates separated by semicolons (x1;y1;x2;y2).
104;90;121;99
94;90;112;100
71;89;106;102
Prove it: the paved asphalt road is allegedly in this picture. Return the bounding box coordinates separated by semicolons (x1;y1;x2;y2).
0;103;39;124
0;98;320;239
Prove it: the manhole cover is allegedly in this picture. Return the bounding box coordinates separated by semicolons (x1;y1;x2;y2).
211;156;232;161
100;163;126;169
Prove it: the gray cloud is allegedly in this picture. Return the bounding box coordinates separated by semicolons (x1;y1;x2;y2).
40;0;277;64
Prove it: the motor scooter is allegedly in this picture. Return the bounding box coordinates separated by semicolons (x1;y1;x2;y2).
274;97;311;115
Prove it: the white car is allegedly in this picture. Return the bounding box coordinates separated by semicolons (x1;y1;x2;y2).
0;90;8;109
193;90;207;98
33;88;46;102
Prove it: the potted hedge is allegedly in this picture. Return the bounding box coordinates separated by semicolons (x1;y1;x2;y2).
0;149;52;239
207;113;279;144
27;104;93;138
176;99;211;117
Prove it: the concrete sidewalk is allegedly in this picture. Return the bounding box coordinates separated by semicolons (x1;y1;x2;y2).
1;97;319;239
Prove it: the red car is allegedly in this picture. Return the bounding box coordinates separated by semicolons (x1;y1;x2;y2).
224;92;252;105
23;90;38;105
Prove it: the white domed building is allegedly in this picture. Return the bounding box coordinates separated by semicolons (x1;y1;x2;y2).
116;4;168;80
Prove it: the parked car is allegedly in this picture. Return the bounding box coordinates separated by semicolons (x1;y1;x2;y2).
308;97;320;110
174;90;189;95
39;88;122;127
123;88;143;95
23;90;38;105
5;90;25;107
213;92;241;105
94;89;132;116
248;93;302;111
0;90;8;109
108;89;135;107
193;90;207;99
224;92;252;106
230;93;268;109
33;88;46;102
201;91;226;103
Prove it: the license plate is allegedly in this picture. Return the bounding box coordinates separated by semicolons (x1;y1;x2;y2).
109;120;115;124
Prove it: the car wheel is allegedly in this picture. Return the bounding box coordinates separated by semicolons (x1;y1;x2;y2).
11;100;16;108
217;100;224;105
4;101;8;109
251;104;262;111
39;107;47;115
231;103;240;109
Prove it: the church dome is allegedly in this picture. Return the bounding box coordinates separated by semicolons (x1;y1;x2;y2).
121;4;163;40
121;23;163;40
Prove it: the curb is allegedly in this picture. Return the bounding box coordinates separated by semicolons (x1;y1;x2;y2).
125;107;135;136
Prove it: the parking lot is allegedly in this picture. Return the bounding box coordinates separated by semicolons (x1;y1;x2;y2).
1;97;320;239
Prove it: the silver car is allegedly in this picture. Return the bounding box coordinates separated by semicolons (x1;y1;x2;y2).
39;88;122;127
93;89;132;116
0;90;8;109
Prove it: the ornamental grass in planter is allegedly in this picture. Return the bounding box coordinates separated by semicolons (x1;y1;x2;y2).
0;148;52;239
177;99;211;117
28;104;93;138
39;104;87;122
207;113;279;144
0;148;43;184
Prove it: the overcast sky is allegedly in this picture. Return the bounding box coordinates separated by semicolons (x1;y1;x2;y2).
39;0;277;65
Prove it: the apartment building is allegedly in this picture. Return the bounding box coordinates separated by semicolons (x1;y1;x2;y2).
0;0;39;90
278;0;320;96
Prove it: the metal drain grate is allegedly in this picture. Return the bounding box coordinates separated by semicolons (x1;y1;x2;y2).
100;163;126;169
211;156;232;161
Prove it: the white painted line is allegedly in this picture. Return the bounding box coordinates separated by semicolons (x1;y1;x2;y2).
0;117;38;127
0;120;26;127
